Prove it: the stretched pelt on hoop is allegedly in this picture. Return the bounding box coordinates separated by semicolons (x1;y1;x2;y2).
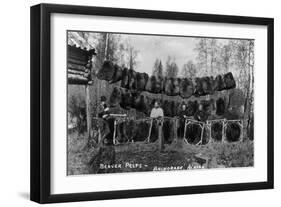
109;87;122;107
185;123;202;144
134;121;151;142
225;122;241;142
211;122;223;141
97;61;116;81
116;120;138;143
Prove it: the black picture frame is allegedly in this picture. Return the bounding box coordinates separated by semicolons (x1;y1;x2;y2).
30;3;274;204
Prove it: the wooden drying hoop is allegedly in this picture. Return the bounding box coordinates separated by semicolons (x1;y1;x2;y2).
223;119;243;142
206;119;226;144
113;117;154;145
205;119;243;144
183;118;205;145
101;114;243;146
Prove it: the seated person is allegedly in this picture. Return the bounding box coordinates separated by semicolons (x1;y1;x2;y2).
97;96;110;119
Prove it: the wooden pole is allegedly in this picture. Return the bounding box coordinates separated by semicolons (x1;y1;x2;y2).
222;119;226;143
146;119;153;143
113;120;117;145
174;118;178;143
158;119;164;151
104;33;109;61
85;84;91;139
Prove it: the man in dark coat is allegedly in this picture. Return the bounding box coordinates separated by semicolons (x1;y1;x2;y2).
97;96;112;145
177;103;188;139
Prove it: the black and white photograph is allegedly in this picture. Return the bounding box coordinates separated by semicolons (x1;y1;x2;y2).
67;31;254;175
28;2;274;204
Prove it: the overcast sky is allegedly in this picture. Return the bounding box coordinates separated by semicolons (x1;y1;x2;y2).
69;31;242;76
119;34;198;75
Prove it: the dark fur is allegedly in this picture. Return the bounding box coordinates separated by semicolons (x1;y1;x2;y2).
194;78;204;96
163;100;172;117
120;89;133;109
145;96;154;115
185;124;202;144
136;72;149;91
134;121;151;142
213;75;225;91
97;61;116;81
186;100;198;116
225;122;241;142
121;68;129;88
163;119;175;144
134;94;147;114
171;101;180;117
180;78;194;98
110;64;123;83
216;98;225;116
223;72;236;89
109;87;122;107
150;76;158;93
201;76;213;95
211;122;223;141
127;69;137;90
200;99;213;115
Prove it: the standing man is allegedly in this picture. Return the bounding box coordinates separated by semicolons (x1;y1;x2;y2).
150;100;164;118
97;96;111;145
148;101;164;150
